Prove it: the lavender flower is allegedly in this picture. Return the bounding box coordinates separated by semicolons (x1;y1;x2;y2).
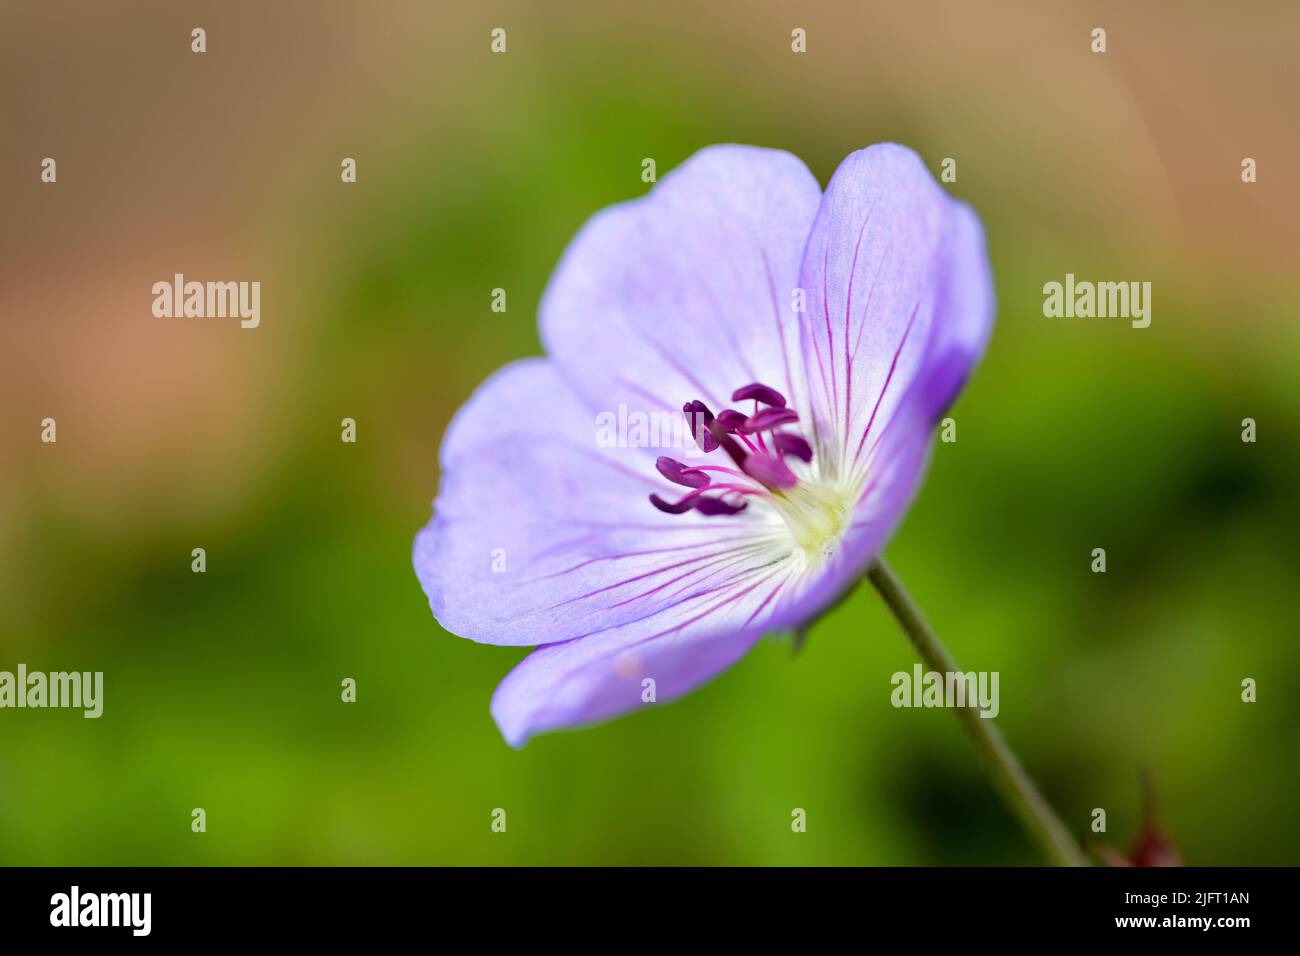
414;144;994;746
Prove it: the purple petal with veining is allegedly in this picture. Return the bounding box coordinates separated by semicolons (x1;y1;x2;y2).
795;144;991;472
413;359;779;647
540;146;821;418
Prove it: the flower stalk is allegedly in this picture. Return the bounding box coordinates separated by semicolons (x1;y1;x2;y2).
865;559;1089;867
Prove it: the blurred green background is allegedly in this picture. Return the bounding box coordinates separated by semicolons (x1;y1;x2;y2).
1;1;1297;865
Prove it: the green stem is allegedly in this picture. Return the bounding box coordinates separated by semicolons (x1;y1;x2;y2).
866;559;1089;867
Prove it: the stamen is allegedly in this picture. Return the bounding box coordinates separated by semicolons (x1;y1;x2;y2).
739;407;799;433
649;491;699;514
715;409;748;433
648;484;754;515
655;456;710;489
651;385;816;519
773;433;813;463
706;421;750;469
693;465;748;479
694;496;747;515
731;383;787;407
740;453;799;490
682;400;718;453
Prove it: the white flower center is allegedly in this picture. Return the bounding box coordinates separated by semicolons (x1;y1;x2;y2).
763;474;857;568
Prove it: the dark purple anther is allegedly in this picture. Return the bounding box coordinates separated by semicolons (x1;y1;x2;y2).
650;489;747;515
731;383;787;408
655;456;710;489
738;407;799;434
649;493;698;514
652;383;812;518
715;409;748;433
682;400;718;453
773;433;813;463
694;496;748;516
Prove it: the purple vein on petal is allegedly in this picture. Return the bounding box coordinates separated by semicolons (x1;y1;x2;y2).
852;428;893;491
633;564;788;645
516;565;787;722
620;558;780;632
669;561;785;615
567;565;784;677
846;238;892;371
617;376;680;414
567;444;667;490
532;537;767;583
692;269;759;385
606;540;781;610
821;245;840;435
742;574;791;627
853;298;923;466
598;548;780;624
798;264;834;445
840;202;876;455
653;537;788;599
557;519;758;533
517;560;788;665
629;323;726;412
525;528;755;570
537;541;776;614
654;555;780;607
760;248;795;404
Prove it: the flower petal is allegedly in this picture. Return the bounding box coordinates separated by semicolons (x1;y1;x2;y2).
491;588;788;747
540;145;822;419
918;200;996;421
413;358;790;647
418;144;996;747
490;404;940;746
794;144;993;479
768;361;950;625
